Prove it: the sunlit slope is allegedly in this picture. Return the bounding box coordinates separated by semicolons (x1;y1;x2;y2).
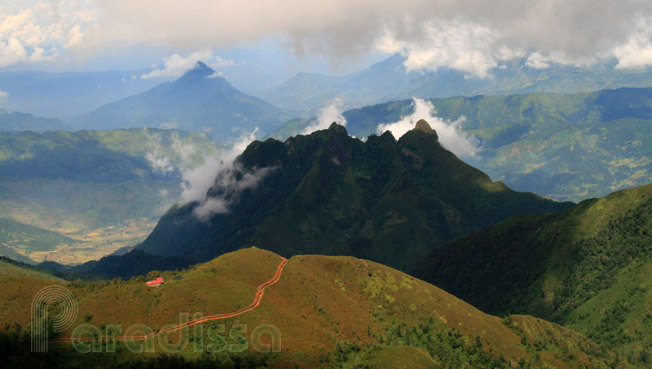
415;183;652;365
0;257;64;281
1;248;620;368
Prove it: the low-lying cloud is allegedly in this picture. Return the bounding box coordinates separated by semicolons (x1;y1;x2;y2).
145;127;273;220
143;129;193;174
192;165;276;221
179;129;255;204
174;128;276;221
301;98;347;135
141;50;237;79
377;98;479;159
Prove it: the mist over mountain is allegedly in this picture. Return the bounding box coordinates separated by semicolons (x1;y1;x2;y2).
274;87;652;202
72;62;290;143
0;128;221;264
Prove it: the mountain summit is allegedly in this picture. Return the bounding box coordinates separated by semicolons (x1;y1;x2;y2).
72;61;289;142
414;119;437;137
174;61;218;83
106;123;575;276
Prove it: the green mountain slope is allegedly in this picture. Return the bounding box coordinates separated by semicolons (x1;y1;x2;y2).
0;256;64;281
414;184;652;365
273;87;652;202
0;128;218;181
0;217;79;261
0;248;622;368
127;122;571;276
72;62;290;143
0;128;220;263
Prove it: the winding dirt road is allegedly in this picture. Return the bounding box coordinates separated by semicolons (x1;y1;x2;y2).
51;256;288;343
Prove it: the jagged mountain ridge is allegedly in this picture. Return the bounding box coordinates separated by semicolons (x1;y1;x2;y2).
110;121;575;276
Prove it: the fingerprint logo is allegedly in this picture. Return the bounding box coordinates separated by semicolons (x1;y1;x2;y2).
31;285;77;352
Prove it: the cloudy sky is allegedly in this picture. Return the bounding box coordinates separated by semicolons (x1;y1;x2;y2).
2;0;652;89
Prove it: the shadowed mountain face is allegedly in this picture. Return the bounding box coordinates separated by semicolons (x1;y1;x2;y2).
112;121;573;276
72;62;290;143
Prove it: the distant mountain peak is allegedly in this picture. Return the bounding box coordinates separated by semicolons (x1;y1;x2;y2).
175;61;217;83
414;119;438;138
194;61;209;70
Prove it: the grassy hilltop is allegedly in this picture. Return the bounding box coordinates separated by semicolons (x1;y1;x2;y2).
0;248;623;368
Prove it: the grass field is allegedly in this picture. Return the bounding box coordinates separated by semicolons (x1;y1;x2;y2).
0;248;623;368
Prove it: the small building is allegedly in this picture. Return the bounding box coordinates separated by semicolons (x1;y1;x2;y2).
146;277;164;287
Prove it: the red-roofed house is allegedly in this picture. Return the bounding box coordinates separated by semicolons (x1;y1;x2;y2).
146;277;164;287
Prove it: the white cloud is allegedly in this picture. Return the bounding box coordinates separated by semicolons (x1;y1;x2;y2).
301;98;347;134
84;0;652;74
193;165;276;221
0;90;9;99
377;98;479;158
0;1;98;68
3;0;652;73
179;157;222;203
172;127;276;221
180;128;257;204
141;50;212;79
614;17;652;69
142;128;273;220
146;154;174;174
0;38;27;68
377;19;518;78
143;129;183;174
141;50;238;79
526;51;550;69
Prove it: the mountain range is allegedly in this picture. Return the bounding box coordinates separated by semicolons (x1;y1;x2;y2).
255;54;652;114
273;87;652;202
2;53;652;369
